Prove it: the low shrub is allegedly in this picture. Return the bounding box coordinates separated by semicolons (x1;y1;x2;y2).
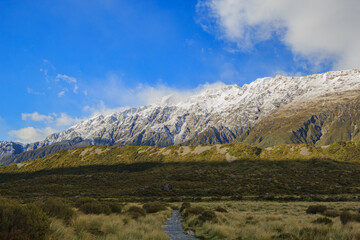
142;202;167;213
126;206;146;219
107;202;123;214
74;197;97;208
79;201;111;215
36;198;75;224
0;198;50;240
199;210;217;223
306;205;327;214
312;217;333;225
180;202;191;213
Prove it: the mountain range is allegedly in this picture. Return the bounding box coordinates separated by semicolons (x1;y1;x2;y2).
1;69;360;166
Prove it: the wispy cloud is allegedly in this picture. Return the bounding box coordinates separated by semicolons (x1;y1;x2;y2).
55;74;77;84
40;59;56;82
196;0;360;70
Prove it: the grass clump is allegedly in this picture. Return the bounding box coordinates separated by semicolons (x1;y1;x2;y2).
36;198;75;224
306;205;327;214
142;202;167;213
312;217;333;225
0;198;50;240
126;206;146;219
199;210;217;223
322;209;340;218
184;206;205;217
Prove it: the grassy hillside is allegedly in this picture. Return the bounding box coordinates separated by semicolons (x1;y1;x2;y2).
1;141;360;174
1;141;360;202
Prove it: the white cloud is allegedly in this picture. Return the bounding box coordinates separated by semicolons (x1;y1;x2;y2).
197;0;360;69
55;74;77;84
22;112;54;123
58;90;66;97
9;127;57;143
56;74;79;93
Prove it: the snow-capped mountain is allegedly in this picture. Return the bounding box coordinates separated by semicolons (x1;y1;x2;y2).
1;69;360;165
0;141;23;161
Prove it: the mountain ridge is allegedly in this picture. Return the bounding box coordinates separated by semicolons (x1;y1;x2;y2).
1;69;360;165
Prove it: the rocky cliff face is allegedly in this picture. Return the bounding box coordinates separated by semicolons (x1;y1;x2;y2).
1;69;360;165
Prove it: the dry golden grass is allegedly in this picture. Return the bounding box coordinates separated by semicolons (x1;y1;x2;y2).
45;201;360;240
182;201;360;240
47;204;171;240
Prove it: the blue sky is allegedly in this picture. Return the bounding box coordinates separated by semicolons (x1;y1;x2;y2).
1;0;359;143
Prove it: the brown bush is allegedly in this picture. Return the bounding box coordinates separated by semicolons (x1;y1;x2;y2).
306;205;327;214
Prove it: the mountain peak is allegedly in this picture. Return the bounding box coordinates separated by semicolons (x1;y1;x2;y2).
2;69;360;165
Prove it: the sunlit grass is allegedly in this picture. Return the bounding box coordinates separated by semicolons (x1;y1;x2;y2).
182;201;360;240
47;204;171;240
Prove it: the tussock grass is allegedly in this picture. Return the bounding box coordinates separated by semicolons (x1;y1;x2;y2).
48;205;171;240
181;201;360;240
